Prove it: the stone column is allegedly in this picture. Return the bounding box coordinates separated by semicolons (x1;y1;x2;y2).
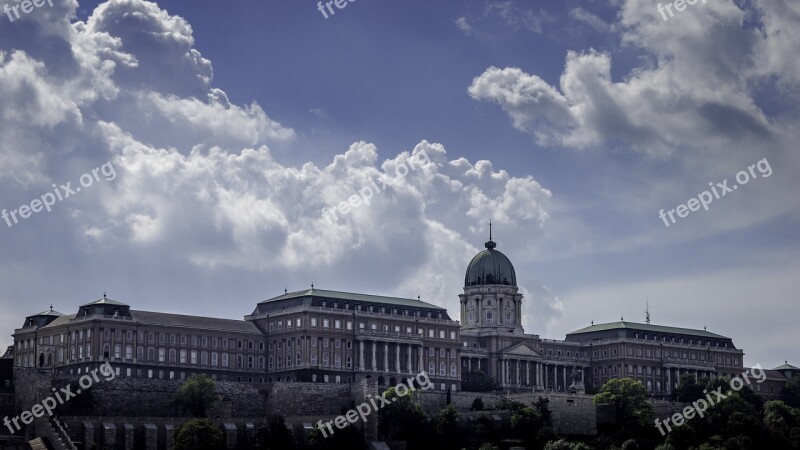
372;341;377;371
498;297;503;325
544;364;548;389
516;360;520;386
526;361;530;386
418;345;424;374
384;343;388;372
396;343;400;372
407;345;412;374
359;341;364;370
562;366;567;392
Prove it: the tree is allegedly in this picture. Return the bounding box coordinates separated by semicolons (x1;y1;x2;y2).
673;374;706;402
593;378;653;435
471;397;485;411
174;374;218;417
433;405;461;450
764;400;800;447
255;413;295;450
173;419;224;450
377;386;430;445
534;396;552;425
446;388;452;405
462;369;500;392
783;375;800;408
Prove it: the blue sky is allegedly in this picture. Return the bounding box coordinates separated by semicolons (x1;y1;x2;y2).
0;0;798;368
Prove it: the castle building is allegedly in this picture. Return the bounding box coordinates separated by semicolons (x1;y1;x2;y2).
11;235;763;398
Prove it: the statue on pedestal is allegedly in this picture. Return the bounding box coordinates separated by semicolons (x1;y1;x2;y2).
568;367;585;394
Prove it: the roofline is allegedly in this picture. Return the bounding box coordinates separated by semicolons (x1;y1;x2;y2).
258;288;447;310
567;320;731;339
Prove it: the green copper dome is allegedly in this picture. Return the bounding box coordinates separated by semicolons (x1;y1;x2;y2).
464;239;517;287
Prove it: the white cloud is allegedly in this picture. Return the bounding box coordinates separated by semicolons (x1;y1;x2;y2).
570;7;611;32
469;0;799;156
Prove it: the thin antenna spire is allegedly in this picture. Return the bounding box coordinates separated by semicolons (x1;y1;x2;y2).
645;297;651;324
489;222;492;241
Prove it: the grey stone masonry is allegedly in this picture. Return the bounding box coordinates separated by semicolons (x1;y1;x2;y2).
220;423;237;449
102;422;116;447
123;423;134;450
82;421;94;449
142;423;157;450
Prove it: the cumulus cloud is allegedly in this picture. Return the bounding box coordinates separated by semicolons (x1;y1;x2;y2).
0;0;554;334
469;0;798;155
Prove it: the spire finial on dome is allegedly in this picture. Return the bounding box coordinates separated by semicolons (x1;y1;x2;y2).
485;222;496;249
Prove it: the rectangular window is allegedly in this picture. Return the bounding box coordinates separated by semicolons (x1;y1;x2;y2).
158;348;165;362
296;318;302;327
222;353;229;367
335;320;341;329
190;351;197;365
346;321;353;330
439;330;445;339
211;353;218;366
323;319;329;328
311;318;318;327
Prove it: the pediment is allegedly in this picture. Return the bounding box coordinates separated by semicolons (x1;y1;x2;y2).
502;342;540;358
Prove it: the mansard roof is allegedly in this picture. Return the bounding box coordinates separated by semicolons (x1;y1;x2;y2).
567;321;731;340
258;288;446;311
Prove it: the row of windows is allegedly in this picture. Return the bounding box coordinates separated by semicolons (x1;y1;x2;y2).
466;309;515;324
269;317;458;340
24;331;263;353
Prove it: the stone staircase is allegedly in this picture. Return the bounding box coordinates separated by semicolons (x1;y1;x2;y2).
33;416;78;450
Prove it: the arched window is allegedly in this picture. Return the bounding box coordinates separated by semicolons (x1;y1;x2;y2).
506;311;512;322
114;344;121;359
334;354;341;368
136;346;143;361
486;312;493;324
